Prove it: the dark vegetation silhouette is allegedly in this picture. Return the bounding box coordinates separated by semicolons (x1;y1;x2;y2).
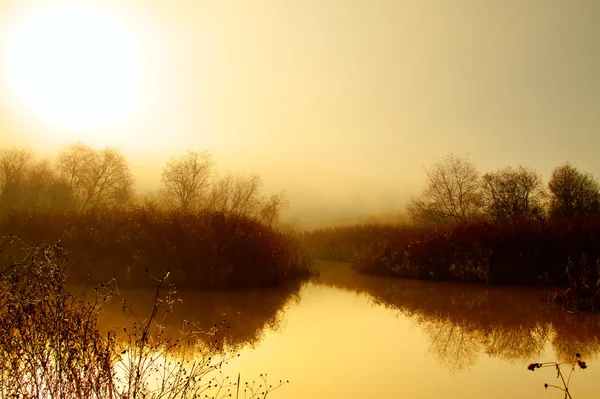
3;144;600;309
315;262;600;372
548;163;600;219
2;209;310;288
300;223;401;262
0;144;290;223
483;165;546;222
355;218;600;286
304;155;600;312
90;279;303;352
407;154;484;225
57;143;134;211
161;150;213;212
527;354;588;399
0;237;288;398
0;144;310;288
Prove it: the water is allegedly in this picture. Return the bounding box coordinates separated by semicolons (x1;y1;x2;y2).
94;261;600;398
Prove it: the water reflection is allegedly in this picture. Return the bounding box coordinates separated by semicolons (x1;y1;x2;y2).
73;280;302;352
314;261;600;371
75;261;600;376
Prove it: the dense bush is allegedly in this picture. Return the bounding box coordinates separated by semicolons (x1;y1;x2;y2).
0;209;311;288
354;217;600;290
557;254;600;312
0;239;288;398
300;223;401;261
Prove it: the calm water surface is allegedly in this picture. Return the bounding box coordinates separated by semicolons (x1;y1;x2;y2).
96;261;600;398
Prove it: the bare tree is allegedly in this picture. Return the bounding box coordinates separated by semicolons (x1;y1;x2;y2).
56;142;95;209
56;143;134;211
0;147;33;211
407;154;484;225
80;148;134;210
21;159;60;211
204;174;233;212
548;163;600;218
136;190;168;213
204;173;288;225
228;174;262;215
161;151;213;212
204;173;263;216
259;191;289;227
482;165;546;222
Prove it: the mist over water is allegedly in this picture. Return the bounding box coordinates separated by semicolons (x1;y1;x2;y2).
2;2;600;397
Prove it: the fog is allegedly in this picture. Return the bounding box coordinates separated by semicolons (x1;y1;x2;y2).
1;0;599;227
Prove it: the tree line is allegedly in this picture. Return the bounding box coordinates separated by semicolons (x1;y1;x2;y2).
408;154;600;225
0;143;287;226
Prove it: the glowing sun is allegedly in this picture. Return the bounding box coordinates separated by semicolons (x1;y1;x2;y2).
5;4;140;130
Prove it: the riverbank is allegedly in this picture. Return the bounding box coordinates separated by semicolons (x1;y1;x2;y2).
313;261;600;368
0;240;291;398
303;218;600;312
1;209;312;288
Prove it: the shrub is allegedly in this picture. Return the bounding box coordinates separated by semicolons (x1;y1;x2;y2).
354;217;600;292
0;238;288;398
301;223;401;262
0;209;312;288
527;354;588;398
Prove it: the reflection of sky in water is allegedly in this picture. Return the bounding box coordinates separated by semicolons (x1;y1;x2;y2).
96;262;600;399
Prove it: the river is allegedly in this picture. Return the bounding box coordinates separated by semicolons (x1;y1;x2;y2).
94;261;600;398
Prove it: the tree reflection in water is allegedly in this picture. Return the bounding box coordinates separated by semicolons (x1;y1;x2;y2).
74;279;303;352
77;261;600;373
313;261;600;372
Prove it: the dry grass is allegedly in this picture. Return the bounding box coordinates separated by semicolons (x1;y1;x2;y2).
305;218;600;311
1;208;312;288
301;223;402;262
355;218;600;284
0;237;288;398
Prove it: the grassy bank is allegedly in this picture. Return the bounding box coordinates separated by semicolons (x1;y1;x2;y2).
1;209;312;288
355;218;599;284
309;218;600;311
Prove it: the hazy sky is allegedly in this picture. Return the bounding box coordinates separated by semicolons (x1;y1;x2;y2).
1;0;599;225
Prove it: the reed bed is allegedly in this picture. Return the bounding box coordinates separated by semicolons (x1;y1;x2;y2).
0;209;312;288
307;218;600;311
0;238;288;399
300;223;402;262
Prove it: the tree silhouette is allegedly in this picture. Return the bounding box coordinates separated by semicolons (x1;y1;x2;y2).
161;151;213;212
483;165;546;222
259;192;289;227
408;154;484;225
205;173;263;215
81;148;134;210
57;143;134;211
0;147;33;211
548;163;599;218
56;142;94;209
22;159;71;211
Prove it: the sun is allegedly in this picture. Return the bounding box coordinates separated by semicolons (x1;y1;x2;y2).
5;4;141;130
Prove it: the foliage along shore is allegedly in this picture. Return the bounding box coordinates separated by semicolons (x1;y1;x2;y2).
0;239;289;398
303;154;600;312
302;218;600;311
1;209;312;289
314;261;600;369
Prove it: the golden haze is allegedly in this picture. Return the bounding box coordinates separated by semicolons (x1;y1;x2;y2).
1;0;599;227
